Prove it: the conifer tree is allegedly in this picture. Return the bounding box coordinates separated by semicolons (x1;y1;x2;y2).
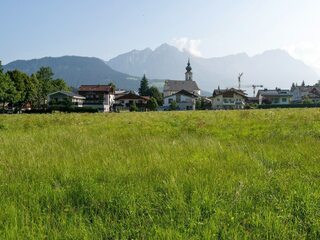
139;74;149;96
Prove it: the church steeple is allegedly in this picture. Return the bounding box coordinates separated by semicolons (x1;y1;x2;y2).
185;58;193;81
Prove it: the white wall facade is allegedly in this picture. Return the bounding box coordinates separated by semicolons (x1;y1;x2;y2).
212;93;246;110
163;94;196;110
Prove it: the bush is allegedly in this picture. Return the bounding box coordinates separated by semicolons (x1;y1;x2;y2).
169;101;178;111
147;97;158;111
130;102;139;112
23;107;99;114
50;106;99;113
258;103;320;109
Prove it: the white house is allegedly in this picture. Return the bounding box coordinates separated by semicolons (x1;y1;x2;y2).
257;89;292;105
78;85;115;112
47;91;85;107
211;88;247;110
163;90;198;110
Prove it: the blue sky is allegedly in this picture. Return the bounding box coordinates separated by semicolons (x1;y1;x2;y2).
1;0;320;71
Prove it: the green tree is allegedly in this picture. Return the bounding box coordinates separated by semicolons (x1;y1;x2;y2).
35;67;69;108
50;79;70;92
301;80;306;87
169;100;178;111
36;67;54;107
148;86;163;105
0;73;17;109
6;70;37;110
107;82;116;92
139;74;149;96
302;96;313;104
196;98;202;110
196;97;211;110
147;97;158;111
130;101;138;112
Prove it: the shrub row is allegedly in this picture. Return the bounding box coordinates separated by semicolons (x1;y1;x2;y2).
258;103;320;109
23;107;99;114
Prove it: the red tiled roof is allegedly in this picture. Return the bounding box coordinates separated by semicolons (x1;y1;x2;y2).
79;85;113;92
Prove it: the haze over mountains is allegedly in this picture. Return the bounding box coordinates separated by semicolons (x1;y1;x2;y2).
108;43;319;91
4;43;319;95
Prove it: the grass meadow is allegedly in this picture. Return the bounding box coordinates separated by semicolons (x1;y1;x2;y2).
0;109;320;239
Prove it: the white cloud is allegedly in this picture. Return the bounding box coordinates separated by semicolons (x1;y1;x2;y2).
283;41;320;75
171;37;203;57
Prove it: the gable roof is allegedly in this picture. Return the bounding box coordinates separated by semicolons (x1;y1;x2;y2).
48;91;85;99
115;92;149;101
78;85;114;92
212;88;247;98
163;80;200;93
257;89;292;97
294;86;320;94
164;89;199;99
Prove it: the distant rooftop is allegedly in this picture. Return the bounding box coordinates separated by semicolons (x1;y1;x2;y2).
164;80;200;93
48;91;85;99
79;85;113;92
257;89;292;97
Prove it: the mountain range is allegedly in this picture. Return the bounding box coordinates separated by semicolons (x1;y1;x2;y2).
107;43;319;91
4;43;319;95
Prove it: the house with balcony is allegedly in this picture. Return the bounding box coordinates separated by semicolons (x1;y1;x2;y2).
47;91;85;107
78;85;115;112
211;88;247;110
257;89;292;105
163;90;198;110
114;91;149;111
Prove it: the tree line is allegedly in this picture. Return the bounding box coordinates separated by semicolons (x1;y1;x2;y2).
0;61;69;111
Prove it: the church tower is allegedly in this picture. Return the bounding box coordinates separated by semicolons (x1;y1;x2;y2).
185;59;193;81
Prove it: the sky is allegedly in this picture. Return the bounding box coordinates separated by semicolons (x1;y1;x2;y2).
1;0;320;73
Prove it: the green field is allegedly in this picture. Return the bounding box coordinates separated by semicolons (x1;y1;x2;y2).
0;110;320;239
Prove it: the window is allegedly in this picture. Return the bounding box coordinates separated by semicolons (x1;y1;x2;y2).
273;98;280;104
282;98;287;103
169;99;173;103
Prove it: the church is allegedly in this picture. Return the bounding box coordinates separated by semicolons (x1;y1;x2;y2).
163;60;200;97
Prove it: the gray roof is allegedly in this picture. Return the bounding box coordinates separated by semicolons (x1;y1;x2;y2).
164;80;200;93
164;89;199;99
48;91;86;99
212;88;247;97
294;86;320;93
257;89;292;97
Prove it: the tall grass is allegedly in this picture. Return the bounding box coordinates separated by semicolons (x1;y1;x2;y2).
0;109;320;239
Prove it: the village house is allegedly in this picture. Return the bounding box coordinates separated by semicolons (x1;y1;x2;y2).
163;90;198;110
211;88;247;110
291;85;320;103
257;89;292;105
114;91;149;111
78;85;115;112
47;91;86;107
163;60;200;97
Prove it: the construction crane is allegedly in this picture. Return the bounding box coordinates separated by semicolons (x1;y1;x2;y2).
238;73;244;89
242;84;264;96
